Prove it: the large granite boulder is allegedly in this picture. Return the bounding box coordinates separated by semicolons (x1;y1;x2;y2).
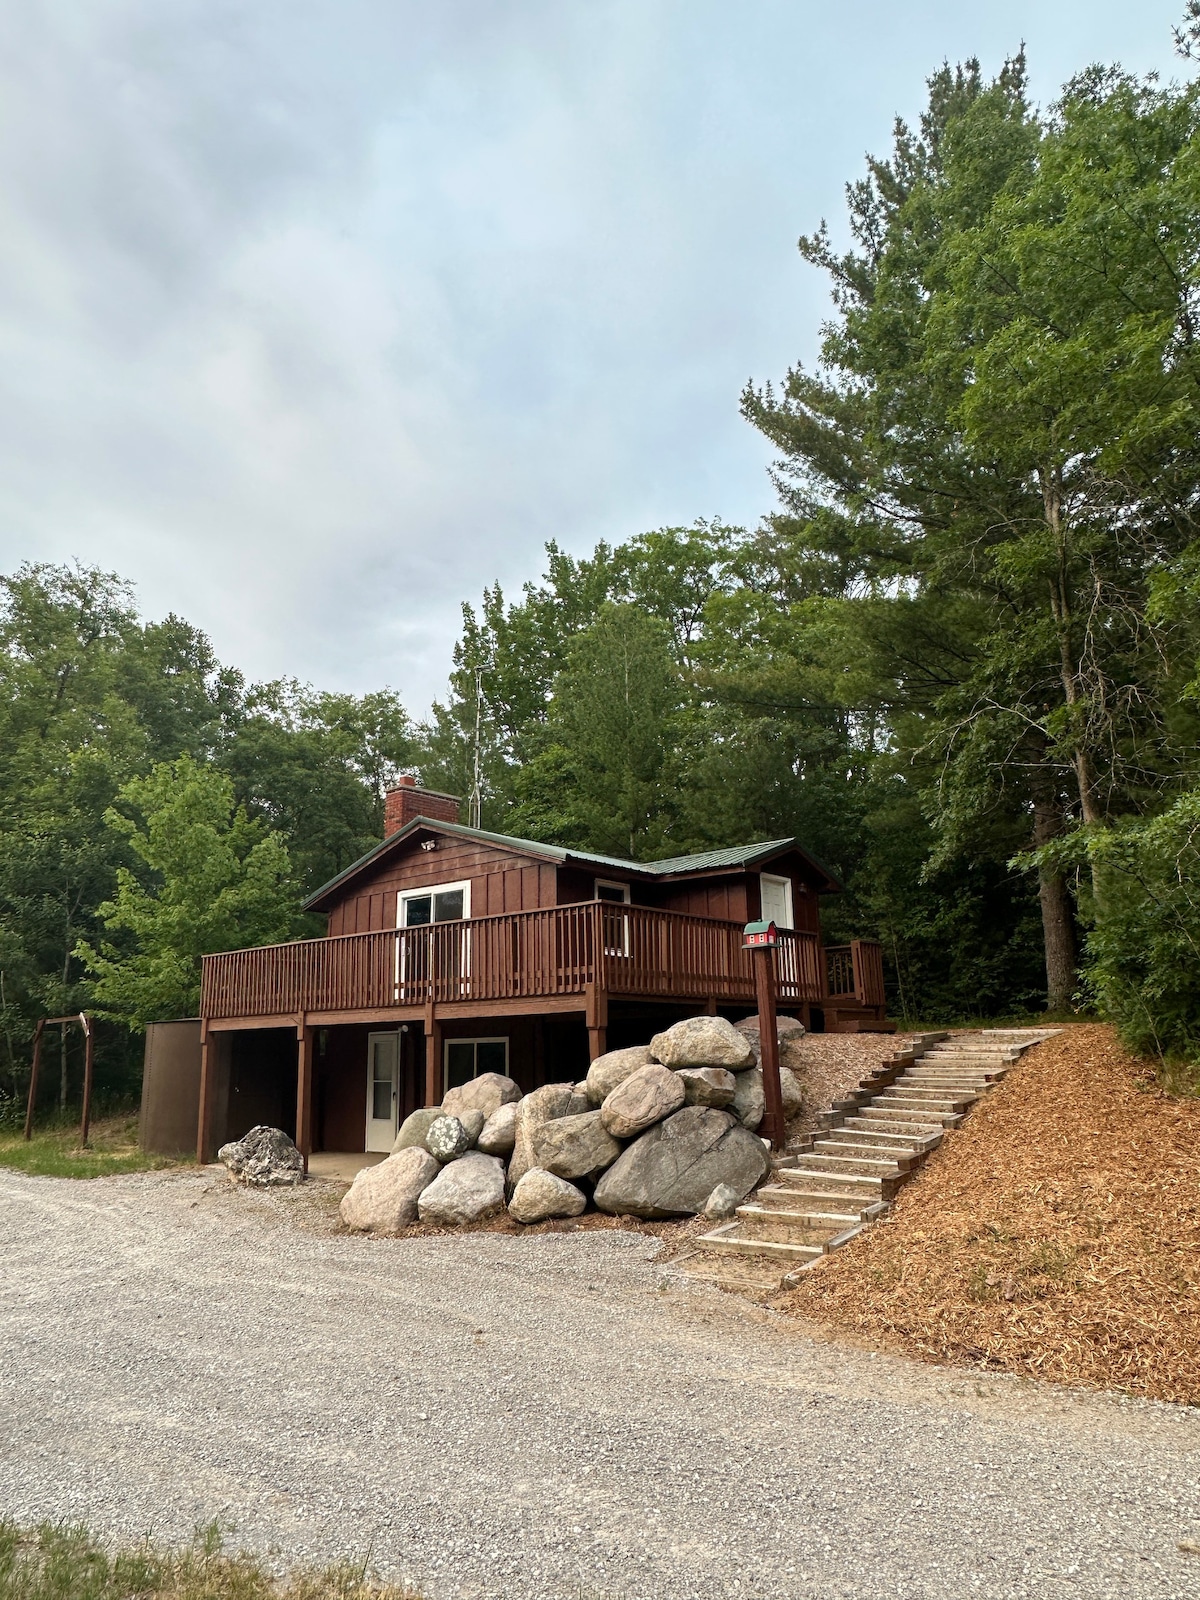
477;1101;518;1156
676;1067;737;1108
442;1072;522;1122
507;1083;582;1190
731;1068;764;1130
458;1108;487;1145
218;1126;304;1186
340;1147;438;1232
425;1115;473;1163
417;1151;506;1225
735;1013;807;1074
533;1110;622;1182
779;1065;804;1117
599;1064;685;1139
584;1045;654;1106
392;1108;442;1154
648;1016;754;1071
732;1065;803;1128
593;1105;770;1219
508;1168;588;1224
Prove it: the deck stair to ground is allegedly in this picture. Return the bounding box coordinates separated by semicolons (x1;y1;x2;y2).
692;1028;1057;1281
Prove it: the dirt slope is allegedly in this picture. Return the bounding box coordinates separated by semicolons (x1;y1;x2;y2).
776;1024;1200;1405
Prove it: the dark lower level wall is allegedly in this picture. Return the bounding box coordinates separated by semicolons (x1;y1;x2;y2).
140;1019;202;1156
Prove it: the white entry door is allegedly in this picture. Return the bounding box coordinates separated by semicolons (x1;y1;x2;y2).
759;873;795;930
365;1032;400;1151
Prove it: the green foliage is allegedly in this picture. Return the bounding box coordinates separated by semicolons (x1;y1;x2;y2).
77;757;301;1029
510;604;684;859
418;522;737;823
220;681;414;892
1033;793;1200;1072
0;563;415;1094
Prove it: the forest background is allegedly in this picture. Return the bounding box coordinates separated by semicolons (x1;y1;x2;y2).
4;18;1200;1116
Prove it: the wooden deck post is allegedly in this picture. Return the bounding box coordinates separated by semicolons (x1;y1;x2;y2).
423;1005;442;1107
585;986;607;1062
196;1021;215;1163
79;1015;94;1148
752;946;786;1151
22;1019;45;1141
296;1019;314;1174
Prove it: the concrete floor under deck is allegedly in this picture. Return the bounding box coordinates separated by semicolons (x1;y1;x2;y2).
306;1151;387;1182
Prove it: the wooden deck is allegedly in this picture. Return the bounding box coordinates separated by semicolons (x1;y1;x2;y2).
200;901;884;1023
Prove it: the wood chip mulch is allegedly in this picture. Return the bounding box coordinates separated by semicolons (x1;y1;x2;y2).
773;1024;1200;1406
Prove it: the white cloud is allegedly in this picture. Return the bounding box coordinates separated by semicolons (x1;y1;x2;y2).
0;0;1182;710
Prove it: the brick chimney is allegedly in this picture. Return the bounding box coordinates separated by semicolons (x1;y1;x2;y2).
383;774;461;837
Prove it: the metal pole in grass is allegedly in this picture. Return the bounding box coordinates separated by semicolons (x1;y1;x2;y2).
744;920;786;1151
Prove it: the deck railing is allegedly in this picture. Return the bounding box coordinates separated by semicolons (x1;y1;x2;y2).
200;901;832;1020
824;938;887;1008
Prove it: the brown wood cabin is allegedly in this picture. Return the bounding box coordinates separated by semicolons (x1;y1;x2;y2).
196;776;892;1165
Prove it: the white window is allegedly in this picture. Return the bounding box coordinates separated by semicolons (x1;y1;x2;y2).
395;880;473;1001
397;879;471;927
759;873;794;930
595;879;631;955
444;1036;509;1095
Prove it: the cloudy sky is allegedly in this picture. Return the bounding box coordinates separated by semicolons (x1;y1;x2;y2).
0;0;1184;711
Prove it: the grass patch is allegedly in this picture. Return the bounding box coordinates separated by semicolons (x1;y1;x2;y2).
0;1521;423;1600
0;1115;181;1179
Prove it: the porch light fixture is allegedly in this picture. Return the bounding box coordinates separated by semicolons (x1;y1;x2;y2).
742;920;778;949
420;839;438;852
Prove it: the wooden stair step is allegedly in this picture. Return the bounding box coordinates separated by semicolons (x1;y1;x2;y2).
770;1166;886;1196
843;1116;945;1139
875;1088;975;1108
733;1206;847;1244
755;1184;872;1218
797;1150;907;1176
828;1125;942;1152
899;1077;998;1092
813;1135;916;1161
696;1224;824;1262
738;1202;862;1227
851;1106;957;1128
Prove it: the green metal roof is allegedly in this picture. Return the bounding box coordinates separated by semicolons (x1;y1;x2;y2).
302;815;837;912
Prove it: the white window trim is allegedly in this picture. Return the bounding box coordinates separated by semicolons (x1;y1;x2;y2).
443;1035;509;1097
396;878;472;927
759;872;795;930
594;878;631;903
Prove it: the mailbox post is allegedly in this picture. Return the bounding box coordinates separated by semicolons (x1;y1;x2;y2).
743;921;786;1151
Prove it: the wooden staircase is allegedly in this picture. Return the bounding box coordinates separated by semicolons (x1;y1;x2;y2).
689;1029;1057;1290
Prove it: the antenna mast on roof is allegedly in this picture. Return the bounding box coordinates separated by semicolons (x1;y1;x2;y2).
468;666;483;830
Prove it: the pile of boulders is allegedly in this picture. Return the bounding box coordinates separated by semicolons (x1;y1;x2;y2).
339;1013;806;1234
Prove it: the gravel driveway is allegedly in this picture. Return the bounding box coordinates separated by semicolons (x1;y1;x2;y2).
2;1167;1198;1600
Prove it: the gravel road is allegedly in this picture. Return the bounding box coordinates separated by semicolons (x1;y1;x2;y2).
2;1166;1199;1600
